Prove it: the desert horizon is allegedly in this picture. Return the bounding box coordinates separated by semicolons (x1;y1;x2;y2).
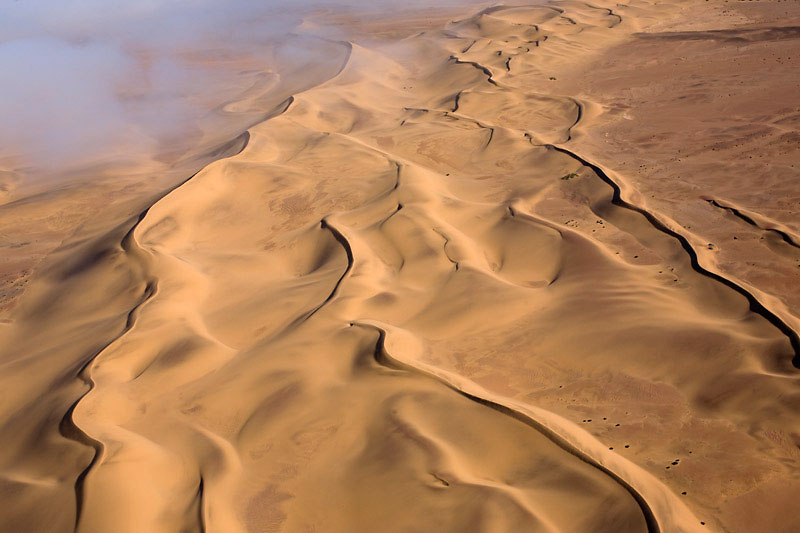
1;1;799;532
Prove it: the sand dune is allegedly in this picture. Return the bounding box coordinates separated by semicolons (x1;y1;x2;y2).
1;1;799;532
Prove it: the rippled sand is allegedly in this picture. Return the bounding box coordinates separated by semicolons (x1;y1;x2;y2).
1;1;798;532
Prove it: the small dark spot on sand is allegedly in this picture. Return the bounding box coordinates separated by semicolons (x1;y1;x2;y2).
432;474;450;487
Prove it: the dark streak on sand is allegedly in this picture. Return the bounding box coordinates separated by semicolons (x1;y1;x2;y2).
352;322;661;533
546;144;800;369
705;198;800;250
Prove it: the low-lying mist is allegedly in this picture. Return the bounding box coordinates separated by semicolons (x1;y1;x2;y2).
0;0;485;184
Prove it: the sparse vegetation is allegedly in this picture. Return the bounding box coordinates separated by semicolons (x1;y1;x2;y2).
560;172;578;180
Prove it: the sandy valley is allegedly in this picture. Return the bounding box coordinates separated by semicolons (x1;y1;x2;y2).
0;1;798;532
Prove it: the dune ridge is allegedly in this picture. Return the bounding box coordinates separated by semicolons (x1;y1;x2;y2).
60;130;253;531
544;145;800;368
704;198;800;250
1;1;799;532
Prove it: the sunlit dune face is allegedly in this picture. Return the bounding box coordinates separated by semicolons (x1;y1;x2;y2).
1;1;799;532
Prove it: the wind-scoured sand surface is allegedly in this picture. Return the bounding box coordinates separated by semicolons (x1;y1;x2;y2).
1;1;798;532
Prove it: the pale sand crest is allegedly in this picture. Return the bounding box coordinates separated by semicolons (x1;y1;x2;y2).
0;1;798;532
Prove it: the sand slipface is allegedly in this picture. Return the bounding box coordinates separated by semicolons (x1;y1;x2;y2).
0;1;798;532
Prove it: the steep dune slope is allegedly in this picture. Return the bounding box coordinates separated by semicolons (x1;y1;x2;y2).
0;2;798;532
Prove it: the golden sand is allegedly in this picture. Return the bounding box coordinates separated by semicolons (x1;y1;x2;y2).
1;1;798;532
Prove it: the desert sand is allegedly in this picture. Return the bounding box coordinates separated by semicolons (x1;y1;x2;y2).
1;1;798;532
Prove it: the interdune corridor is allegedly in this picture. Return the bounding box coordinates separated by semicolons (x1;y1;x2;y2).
1;2;799;532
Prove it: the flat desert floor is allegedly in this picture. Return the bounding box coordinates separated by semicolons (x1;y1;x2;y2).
0;1;798;532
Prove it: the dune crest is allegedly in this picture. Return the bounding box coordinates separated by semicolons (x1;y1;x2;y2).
1;1;798;532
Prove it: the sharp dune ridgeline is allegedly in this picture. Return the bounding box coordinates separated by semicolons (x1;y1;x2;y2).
1;1;799;532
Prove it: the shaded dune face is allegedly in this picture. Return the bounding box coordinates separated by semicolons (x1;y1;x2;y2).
0;2;798;533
